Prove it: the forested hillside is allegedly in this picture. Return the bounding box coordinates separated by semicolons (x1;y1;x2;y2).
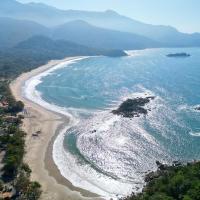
124;162;200;200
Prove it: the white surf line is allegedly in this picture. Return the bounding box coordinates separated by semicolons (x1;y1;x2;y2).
22;56;122;199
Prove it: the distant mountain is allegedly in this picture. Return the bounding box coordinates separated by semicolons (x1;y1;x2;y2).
0;17;159;50
1;0;200;47
0;0;72;27
51;20;159;50
0;17;48;48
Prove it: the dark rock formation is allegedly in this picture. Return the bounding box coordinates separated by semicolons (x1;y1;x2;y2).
195;106;200;111
145;171;160;183
112;96;155;118
156;161;168;170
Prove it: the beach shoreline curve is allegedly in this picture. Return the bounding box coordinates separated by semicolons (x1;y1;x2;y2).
10;57;102;200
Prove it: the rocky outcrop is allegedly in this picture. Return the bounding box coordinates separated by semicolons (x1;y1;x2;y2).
195;106;200;111
112;96;155;118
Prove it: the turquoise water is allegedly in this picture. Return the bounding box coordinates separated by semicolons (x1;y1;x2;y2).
36;48;200;197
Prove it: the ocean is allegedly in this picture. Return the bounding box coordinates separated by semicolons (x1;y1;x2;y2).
24;48;200;199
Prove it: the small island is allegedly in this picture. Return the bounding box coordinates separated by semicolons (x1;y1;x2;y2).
112;96;155;118
166;53;190;57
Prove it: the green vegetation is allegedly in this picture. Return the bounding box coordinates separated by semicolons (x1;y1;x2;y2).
15;164;42;199
2;129;25;180
0;35;126;79
124;162;200;200
0;65;41;198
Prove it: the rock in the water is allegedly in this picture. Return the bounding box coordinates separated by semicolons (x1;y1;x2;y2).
195;106;200;111
112;96;155;118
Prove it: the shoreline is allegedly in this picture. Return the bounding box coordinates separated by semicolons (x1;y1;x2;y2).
10;57;102;200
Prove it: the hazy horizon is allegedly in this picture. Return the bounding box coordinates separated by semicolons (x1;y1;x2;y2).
17;0;200;33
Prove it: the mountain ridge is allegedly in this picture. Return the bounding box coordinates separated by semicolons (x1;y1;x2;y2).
51;20;161;50
0;17;160;50
1;0;200;48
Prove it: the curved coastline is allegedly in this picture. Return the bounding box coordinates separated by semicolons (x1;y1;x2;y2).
10;57;102;200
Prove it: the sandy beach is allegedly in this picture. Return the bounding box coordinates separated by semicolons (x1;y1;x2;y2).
10;57;102;200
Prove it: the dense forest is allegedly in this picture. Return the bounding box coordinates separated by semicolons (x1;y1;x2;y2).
124;161;200;200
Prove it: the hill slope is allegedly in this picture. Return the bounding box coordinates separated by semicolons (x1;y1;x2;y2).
14;35;127;57
0;35;126;78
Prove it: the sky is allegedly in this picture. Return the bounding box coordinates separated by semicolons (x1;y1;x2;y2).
18;0;200;33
